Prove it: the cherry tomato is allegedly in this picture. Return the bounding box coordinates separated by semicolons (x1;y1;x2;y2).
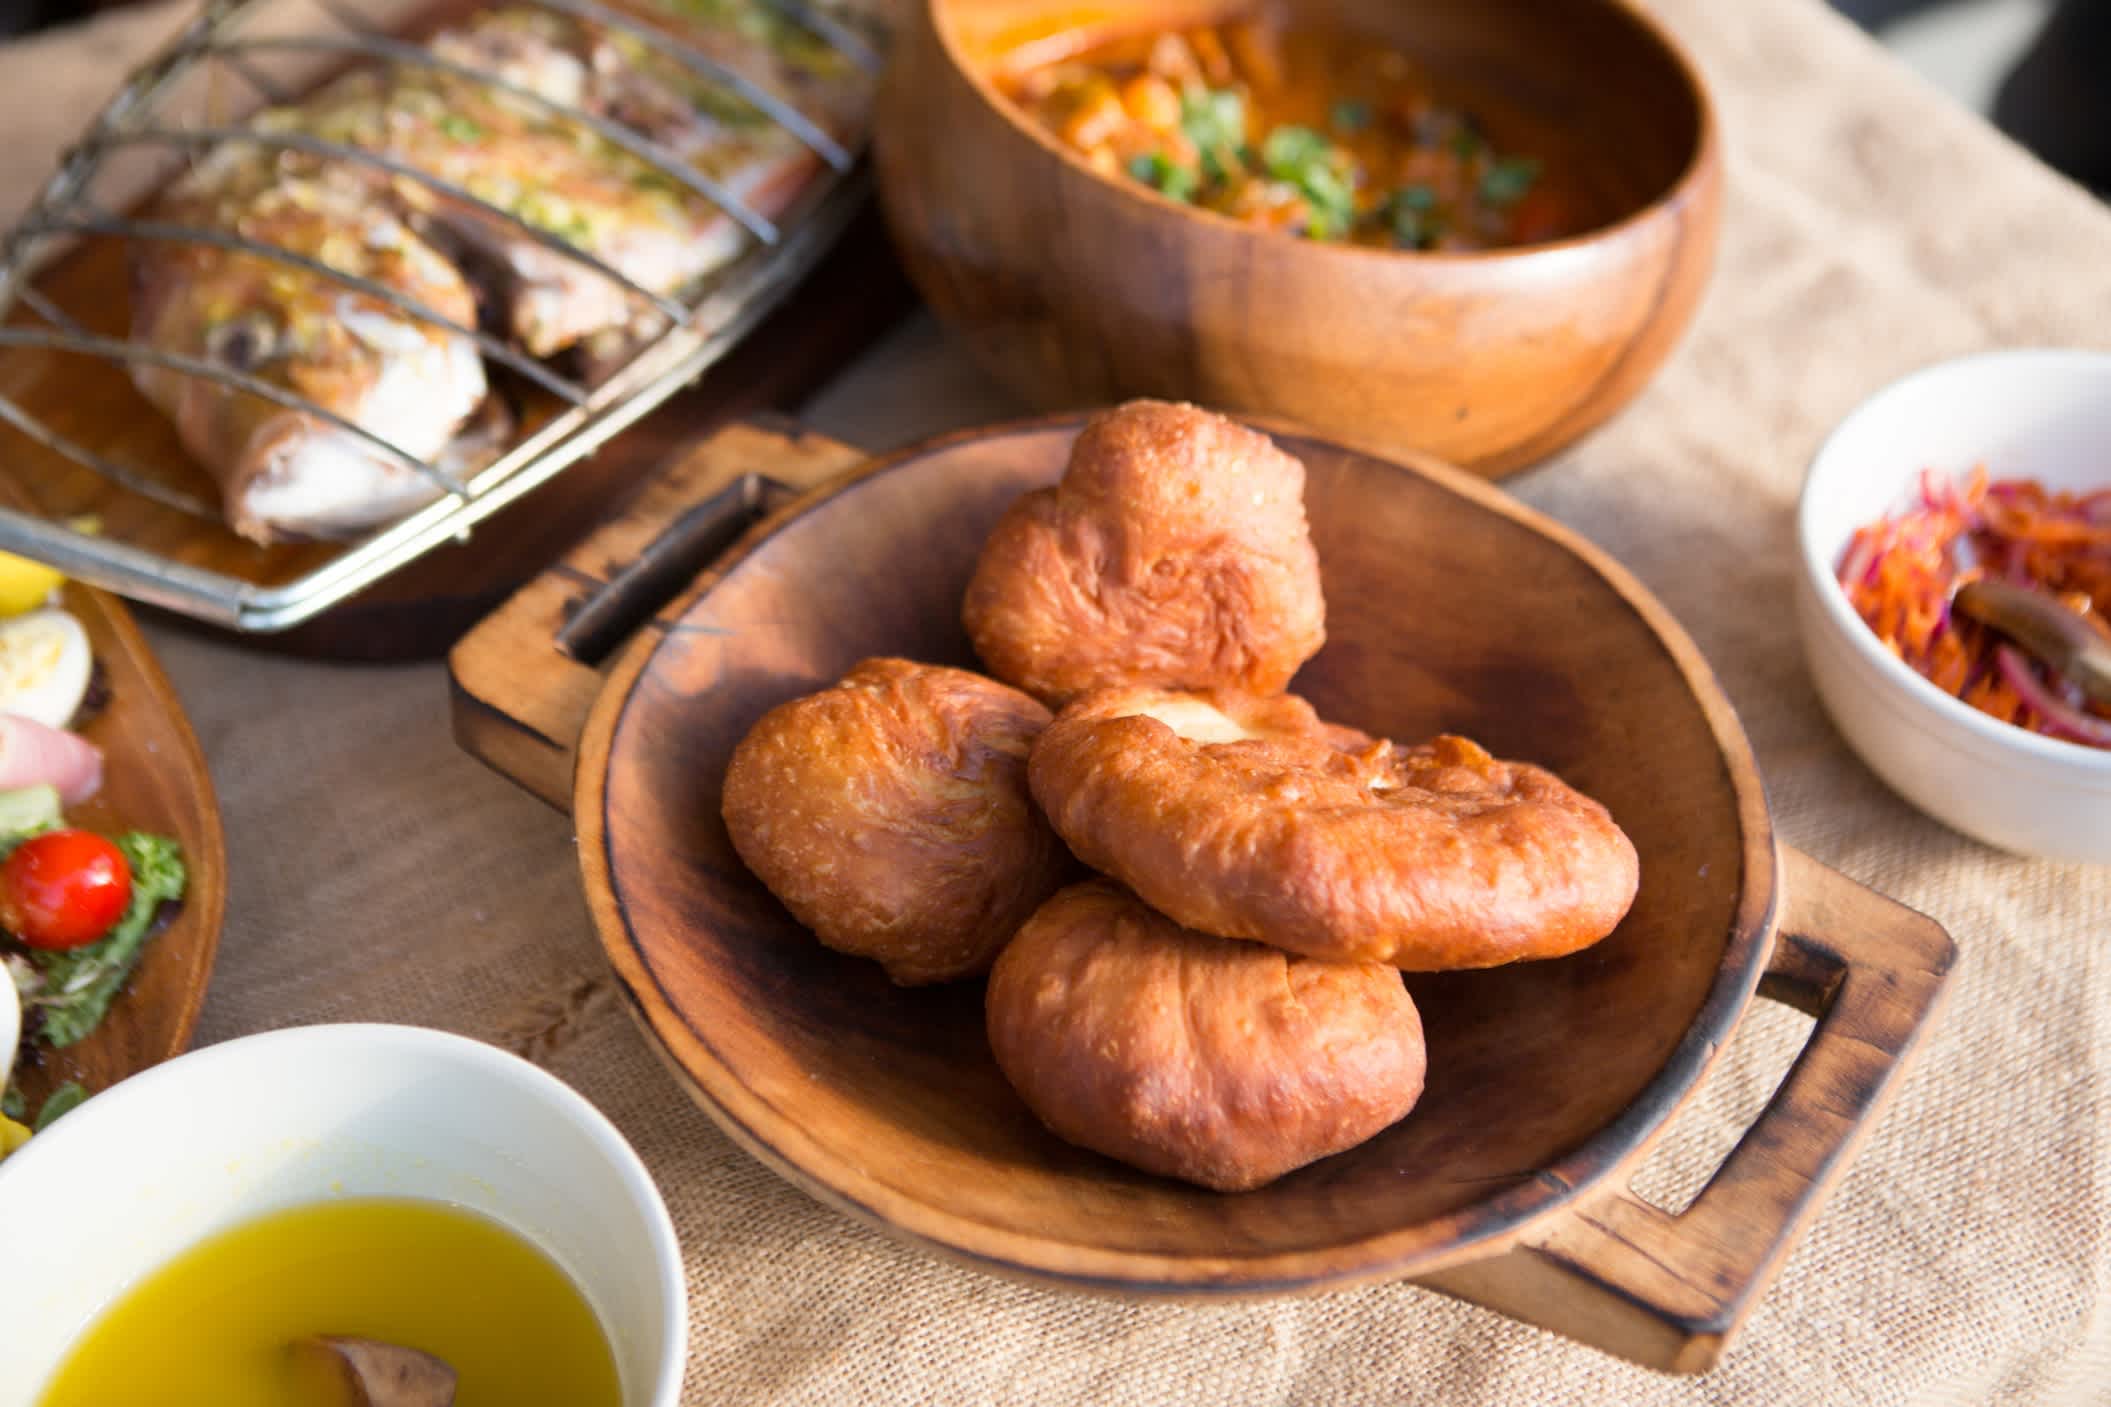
1;829;131;951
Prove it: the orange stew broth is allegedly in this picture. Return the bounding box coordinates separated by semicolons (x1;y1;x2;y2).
1839;469;2111;747
1001;18;1595;251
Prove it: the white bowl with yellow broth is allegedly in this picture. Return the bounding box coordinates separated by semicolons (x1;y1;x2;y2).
0;1023;685;1405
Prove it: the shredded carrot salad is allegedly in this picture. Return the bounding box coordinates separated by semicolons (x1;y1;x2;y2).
1837;468;2111;747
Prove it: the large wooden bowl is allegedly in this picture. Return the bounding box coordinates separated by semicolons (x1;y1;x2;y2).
451;418;1950;1372
873;0;1721;476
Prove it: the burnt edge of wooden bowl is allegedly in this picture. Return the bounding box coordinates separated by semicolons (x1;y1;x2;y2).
573;413;1778;1294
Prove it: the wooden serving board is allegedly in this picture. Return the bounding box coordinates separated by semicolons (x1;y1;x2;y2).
450;416;1956;1372
450;417;867;801
0;196;914;662
3;483;229;1122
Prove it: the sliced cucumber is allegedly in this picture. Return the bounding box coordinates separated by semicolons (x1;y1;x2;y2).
0;783;63;845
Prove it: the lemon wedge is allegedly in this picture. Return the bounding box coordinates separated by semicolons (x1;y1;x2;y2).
0;552;63;619
0;609;92;729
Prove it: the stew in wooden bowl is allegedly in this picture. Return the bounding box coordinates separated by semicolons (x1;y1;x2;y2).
874;0;1720;475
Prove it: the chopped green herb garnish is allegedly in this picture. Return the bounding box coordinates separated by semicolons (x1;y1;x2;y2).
1387;188;1445;249
1301;179;1356;239
689;82;769;127
1329;99;1372;134
0;1085;22;1121
1478;155;1541;206
1179;85;1246;183
1260;124;1331;175
1260;126;1355;240
438;113;484;143
1449;121;1484;159
1127;151;1198;203
1389;203;1424;249
517;192;595;245
666;0;805;57
32;1081;84;1132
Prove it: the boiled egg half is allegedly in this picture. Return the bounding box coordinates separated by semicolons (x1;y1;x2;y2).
0;609;91;730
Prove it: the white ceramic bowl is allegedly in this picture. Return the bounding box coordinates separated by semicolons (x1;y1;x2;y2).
1797;347;2111;863
0;1023;686;1404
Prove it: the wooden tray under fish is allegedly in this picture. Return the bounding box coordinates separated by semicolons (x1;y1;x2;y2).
450;414;1956;1372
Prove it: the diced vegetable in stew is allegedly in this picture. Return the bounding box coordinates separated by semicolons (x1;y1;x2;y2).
1005;18;1588;251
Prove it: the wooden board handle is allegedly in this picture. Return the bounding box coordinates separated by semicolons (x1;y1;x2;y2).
554;472;798;667
1421;845;1956;1371
449;418;869;807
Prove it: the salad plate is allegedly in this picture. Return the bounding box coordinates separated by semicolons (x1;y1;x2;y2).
0;473;226;1133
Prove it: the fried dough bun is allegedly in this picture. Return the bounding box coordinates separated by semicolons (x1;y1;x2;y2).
722;658;1070;985
961;400;1326;705
1029;688;1641;971
986;881;1426;1192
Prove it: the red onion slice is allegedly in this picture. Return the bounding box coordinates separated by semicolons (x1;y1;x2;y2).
1838;534;1877;592
1995;645;2111;749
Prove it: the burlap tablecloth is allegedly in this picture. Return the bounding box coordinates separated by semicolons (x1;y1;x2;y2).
5;0;2110;1400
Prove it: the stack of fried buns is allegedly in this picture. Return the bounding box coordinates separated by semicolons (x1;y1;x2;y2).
721;401;1639;1192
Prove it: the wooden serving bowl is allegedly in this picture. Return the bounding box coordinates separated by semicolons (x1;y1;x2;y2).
872;0;1721;476
451;417;1950;1373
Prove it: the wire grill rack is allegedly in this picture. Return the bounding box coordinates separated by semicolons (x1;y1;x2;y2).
0;0;881;630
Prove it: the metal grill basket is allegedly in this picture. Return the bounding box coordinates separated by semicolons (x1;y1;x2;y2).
0;0;880;630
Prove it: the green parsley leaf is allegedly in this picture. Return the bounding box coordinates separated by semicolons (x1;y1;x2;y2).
0;1085;22;1121
1259;126;1356;240
1301;179;1355;239
1126;151;1198;203
438;113;484;143
1260;125;1332;177
1329;99;1372;134
1479;155;1541;206
1388;188;1444;249
32;1081;84;1132
1179;85;1246;183
1390;203;1424;249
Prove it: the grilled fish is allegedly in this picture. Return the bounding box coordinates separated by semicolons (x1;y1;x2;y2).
129;0;888;544
131;153;490;542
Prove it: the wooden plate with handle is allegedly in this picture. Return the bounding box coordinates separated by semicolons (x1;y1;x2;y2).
450;416;1953;1373
2;479;228;1120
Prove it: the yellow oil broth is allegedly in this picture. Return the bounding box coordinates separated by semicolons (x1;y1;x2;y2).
39;1198;623;1407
